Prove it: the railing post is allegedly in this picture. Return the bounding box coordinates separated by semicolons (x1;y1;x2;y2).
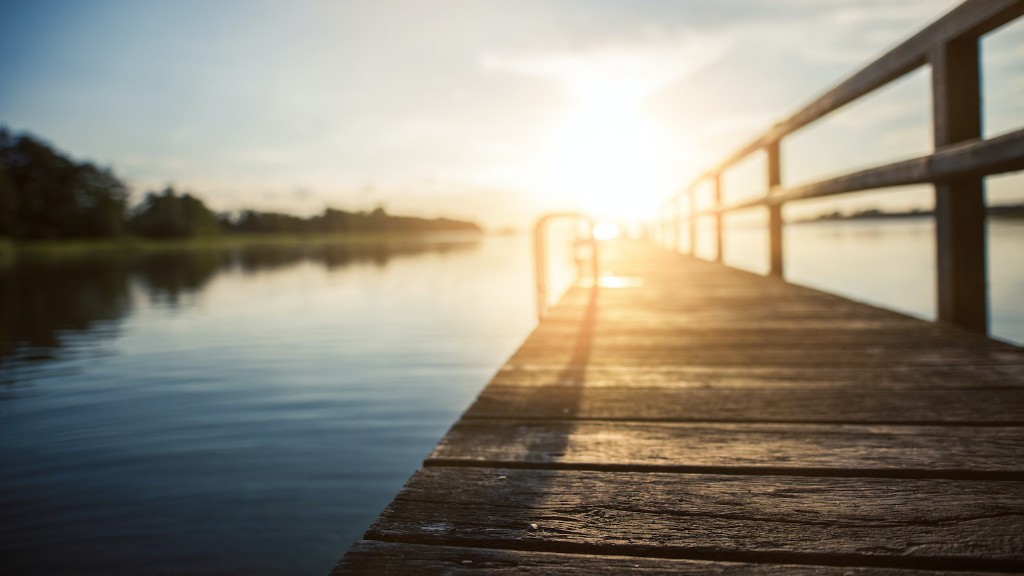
533;220;548;320
688;188;698;256
931;36;986;333
673;197;682;252
713;173;724;262
767;141;784;277
533;213;599;321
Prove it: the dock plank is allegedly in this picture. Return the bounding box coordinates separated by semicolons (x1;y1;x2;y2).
504;345;1024;368
427;420;1024;478
466;385;1024;424
333;239;1024;574
366;467;1024;571
334;541;1019;576
489;364;1024;388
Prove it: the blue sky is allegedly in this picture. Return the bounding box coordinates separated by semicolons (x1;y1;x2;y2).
1;0;1020;227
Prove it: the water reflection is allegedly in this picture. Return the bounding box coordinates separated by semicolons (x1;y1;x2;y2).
0;256;133;366
0;234;533;576
0;238;480;372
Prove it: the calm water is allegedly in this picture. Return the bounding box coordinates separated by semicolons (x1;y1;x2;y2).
1;221;1022;575
0;236;535;575
721;217;1024;345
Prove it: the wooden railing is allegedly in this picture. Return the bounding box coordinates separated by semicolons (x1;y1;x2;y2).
657;0;1024;335
533;213;599;320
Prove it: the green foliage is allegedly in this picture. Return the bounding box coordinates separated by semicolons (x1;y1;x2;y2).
0;127;128;239
1;126;483;242
0;164;17;236
222;206;482;235
230;209;309;234
129;187;220;238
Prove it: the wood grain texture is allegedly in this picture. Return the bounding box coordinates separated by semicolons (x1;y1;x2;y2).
466;386;1024;424
332;541;1019;576
334;238;1024;573
504;348;1022;368
490;363;1024;389
524;326;1018;348
367;467;1024;570
428;420;1024;478
673;0;1023;206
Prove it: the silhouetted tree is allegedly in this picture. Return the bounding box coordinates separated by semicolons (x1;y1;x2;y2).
230;210;307;234
219;206;481;235
319;208;352;233
68;163;129;237
129;187;220;238
0;165;16;236
0;127;128;239
1;126;483;240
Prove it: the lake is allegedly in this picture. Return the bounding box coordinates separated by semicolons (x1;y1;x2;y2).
1;221;1021;575
723;217;1023;345
0;236;536;575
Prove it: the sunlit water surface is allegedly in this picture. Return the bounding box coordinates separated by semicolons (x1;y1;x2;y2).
722;217;1023;345
1;236;535;575
1;222;1021;575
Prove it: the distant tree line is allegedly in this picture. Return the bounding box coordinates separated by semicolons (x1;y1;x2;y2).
805;204;1024;223
223;206;480;235
0;128;128;238
0;127;481;240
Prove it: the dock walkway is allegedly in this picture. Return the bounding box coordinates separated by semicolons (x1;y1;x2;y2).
334;239;1024;574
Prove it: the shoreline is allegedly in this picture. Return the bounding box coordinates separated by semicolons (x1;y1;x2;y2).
0;230;487;263
797;204;1024;224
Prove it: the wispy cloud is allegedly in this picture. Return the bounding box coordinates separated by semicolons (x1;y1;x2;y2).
741;0;962;65
479;30;732;101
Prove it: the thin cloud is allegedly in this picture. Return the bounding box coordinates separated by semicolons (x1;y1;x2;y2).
742;0;962;65
479;31;733;100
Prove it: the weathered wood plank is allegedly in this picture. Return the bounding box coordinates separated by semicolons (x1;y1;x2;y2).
932;33;986;333
931;127;1024;179
756;128;1024;208
336;236;1024;573
505;346;1023;368
514;341;1020;360
536;313;954;330
690;0;1024;180
332;540;1020;576
366;467;1024;571
466;386;1024;424
543;293;905;310
535;305;1017;337
490;364;1024;389
525;326;1015;348
672;0;1024;218
428;420;1024;478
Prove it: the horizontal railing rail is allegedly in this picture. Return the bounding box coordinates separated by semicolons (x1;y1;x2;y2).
533;213;598;320
658;0;1024;335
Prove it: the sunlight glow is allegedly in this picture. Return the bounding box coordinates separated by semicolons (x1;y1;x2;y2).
484;35;728;225
597;274;644;289
542;86;679;221
593;222;620;240
536;61;688;220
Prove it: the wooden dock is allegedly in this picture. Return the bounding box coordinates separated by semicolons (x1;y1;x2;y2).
333;238;1024;574
333;2;1024;571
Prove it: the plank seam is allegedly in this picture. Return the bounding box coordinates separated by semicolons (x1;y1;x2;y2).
360;533;1024;573
459;415;1024;427
421;459;1024;481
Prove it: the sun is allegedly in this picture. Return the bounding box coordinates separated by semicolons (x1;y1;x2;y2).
540;84;678;221
593;222;620;240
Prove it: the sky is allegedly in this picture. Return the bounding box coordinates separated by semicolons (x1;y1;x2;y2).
1;0;1021;229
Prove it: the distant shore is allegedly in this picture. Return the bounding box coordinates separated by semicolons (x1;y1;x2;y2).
0;230;485;264
798;203;1024;223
